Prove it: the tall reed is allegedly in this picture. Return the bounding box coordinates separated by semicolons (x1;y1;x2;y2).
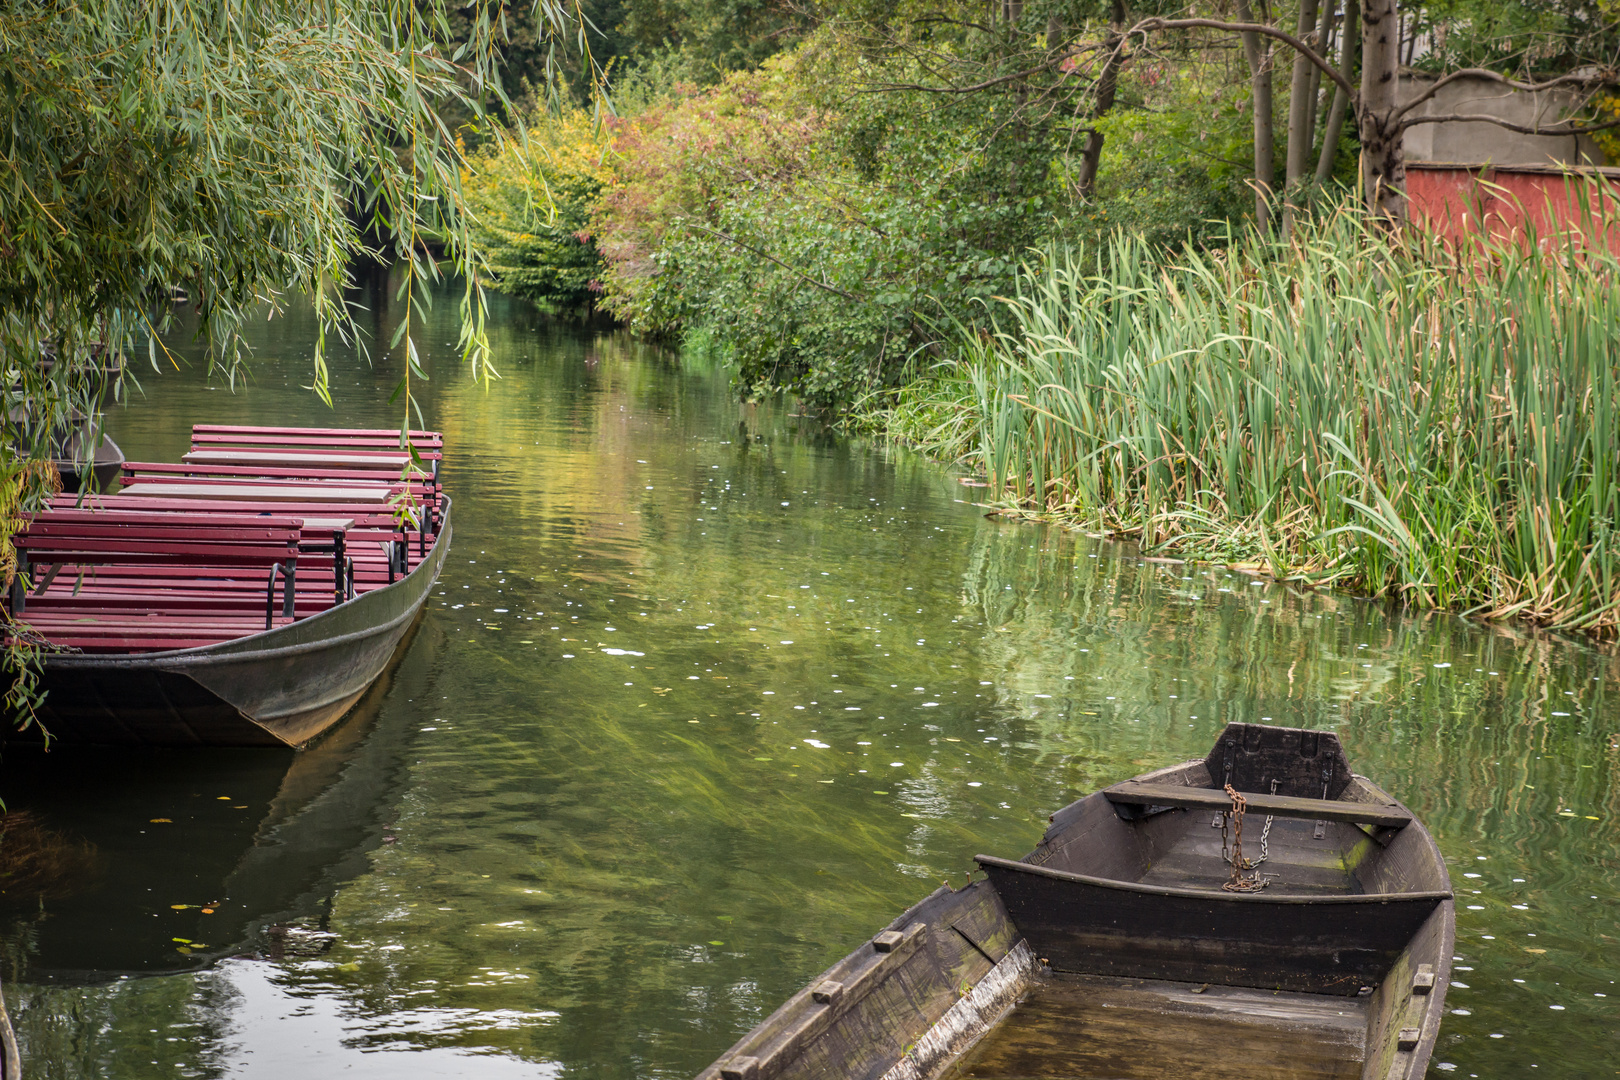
891;193;1620;636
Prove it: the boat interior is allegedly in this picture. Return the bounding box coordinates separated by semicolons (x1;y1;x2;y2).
939;972;1370;1080
1031;762;1427;899
6;424;443;652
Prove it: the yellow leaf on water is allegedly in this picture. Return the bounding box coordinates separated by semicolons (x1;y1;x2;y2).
150;818;172;823
1525;948;1547;954
172;937;191;944
170;904;191;910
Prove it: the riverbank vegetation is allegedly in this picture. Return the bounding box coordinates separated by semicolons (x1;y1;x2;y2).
882;207;1620;635
459;0;1620;634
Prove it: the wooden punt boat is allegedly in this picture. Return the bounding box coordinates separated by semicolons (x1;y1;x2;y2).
698;724;1454;1080
4;425;450;748
54;427;124;493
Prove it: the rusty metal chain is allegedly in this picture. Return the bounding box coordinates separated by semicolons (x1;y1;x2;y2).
1254;779;1278;867
1221;783;1269;893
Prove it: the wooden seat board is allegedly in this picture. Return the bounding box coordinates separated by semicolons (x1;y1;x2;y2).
119;482;394;503
180;450;415;469
1104;781;1412;829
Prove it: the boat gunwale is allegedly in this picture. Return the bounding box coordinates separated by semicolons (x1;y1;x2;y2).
35;493;452;668
974;852;1453;905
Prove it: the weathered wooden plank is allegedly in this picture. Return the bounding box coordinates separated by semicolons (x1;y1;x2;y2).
179;450;414;469
1104;781;1412;829
1204;723;1354;799
696;882;1014;1080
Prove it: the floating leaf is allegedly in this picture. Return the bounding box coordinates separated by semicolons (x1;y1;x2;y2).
708;940;724;946
172;937;192;944
150;818;172;823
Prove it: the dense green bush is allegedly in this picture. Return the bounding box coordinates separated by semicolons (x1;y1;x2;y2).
468;23;1275;405
463;110;612;314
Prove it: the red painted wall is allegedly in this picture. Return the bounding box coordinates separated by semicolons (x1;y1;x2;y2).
1407;166;1620;254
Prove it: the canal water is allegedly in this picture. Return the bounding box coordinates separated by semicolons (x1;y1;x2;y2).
2;274;1617;1078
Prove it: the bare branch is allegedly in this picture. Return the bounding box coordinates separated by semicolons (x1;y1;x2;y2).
1399;111;1620;137
684;224;861;301
1127;17;1356;99
862;45;1103;95
1396;68;1614;119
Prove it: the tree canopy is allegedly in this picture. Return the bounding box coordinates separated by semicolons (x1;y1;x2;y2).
0;0;584;452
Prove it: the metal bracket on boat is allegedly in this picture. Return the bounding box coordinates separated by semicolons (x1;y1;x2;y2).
265;560;296;629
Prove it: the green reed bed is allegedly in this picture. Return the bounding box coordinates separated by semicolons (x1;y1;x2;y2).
880;203;1620;636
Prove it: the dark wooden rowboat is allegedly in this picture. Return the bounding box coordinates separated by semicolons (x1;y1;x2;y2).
54;428;125;493
698;724;1454;1080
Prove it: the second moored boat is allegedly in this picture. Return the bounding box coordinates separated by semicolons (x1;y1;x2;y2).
698;723;1454;1080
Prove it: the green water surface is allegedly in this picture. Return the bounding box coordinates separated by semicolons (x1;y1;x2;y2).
3;275;1617;1078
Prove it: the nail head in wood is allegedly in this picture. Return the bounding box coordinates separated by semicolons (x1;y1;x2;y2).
1397;1027;1421;1051
720;1055;760;1080
811;979;844;1006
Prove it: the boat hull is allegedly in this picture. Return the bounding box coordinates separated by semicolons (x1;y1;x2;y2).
15;497;452;748
695;727;1455;1080
977;853;1447;995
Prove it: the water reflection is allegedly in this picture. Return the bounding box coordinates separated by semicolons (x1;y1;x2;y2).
1;277;1616;1078
0;620;439;981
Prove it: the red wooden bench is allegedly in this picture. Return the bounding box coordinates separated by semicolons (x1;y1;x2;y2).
47;495;432;577
122;461;435;499
11;511;303;628
187;425;444;528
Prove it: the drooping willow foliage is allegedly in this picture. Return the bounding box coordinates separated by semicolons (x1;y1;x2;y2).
0;0;582;723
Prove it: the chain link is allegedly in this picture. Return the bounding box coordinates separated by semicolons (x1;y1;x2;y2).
1254;779;1278;867
1221;783;1270;893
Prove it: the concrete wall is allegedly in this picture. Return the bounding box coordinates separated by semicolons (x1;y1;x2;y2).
1400;73;1606;167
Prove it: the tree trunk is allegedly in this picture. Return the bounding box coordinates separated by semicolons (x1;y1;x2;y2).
1076;0;1127;199
1359;0;1406;222
1315;0;1359;184
1281;0;1321;235
1305;0;1336;147
1235;0;1276;230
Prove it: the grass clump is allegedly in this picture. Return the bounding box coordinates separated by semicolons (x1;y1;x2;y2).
884;195;1620;637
